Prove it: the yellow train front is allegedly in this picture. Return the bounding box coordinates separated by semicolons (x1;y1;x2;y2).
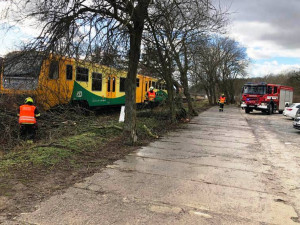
0;53;168;109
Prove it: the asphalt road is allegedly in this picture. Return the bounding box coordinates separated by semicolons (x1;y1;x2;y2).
4;106;300;224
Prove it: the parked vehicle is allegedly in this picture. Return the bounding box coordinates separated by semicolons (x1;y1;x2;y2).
293;109;300;130
241;82;293;114
283;103;300;119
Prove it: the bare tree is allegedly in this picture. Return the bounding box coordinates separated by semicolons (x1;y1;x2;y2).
90;45;126;70
146;0;226;116
218;37;248;103
191;36;248;104
142;21;178;122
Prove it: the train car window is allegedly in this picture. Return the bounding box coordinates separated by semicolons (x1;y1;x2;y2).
112;77;116;92
152;81;156;89
76;67;89;82
49;61;59;79
274;86;278;94
136;78;140;87
92;72;102;91
149;81;152;87
120;77;126;92
145;81;148;91
107;77;111;92
66;65;73;80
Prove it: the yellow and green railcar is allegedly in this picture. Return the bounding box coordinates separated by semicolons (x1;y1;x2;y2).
0;53;167;110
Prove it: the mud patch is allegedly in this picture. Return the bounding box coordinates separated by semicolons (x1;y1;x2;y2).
274;198;286;203
291;217;300;223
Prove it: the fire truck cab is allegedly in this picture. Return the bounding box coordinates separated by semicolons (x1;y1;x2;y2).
241;82;293;114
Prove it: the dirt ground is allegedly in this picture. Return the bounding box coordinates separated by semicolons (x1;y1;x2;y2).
1;136;140;221
0;102;210;222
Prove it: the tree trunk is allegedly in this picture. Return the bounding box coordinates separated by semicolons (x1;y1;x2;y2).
228;80;235;104
204;87;212;105
166;76;176;122
124;1;150;145
212;85;217;105
124;29;141;144
207;87;213;105
181;73;198;116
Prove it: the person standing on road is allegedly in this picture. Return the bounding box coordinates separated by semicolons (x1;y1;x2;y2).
17;97;40;142
218;94;226;112
146;86;156;109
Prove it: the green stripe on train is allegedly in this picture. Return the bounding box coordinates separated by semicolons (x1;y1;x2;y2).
71;81;167;107
71;82;125;106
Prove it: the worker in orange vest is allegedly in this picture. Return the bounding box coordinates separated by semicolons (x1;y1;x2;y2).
218;94;226;112
146;86;156;109
17;97;40;141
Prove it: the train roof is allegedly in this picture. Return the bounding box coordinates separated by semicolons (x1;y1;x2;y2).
2;51;159;80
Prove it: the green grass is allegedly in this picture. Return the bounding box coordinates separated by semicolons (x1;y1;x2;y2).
0;124;123;175
0;146;73;172
58;132;99;152
29;146;73;166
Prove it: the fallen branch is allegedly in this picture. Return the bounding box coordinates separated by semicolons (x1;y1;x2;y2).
143;125;159;139
91;125;123;130
37;143;66;148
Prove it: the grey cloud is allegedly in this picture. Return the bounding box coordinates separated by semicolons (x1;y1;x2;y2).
220;0;300;49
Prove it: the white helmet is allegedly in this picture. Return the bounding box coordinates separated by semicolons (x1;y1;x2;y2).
149;86;154;91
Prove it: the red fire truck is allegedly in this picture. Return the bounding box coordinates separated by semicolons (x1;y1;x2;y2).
241;82;293;114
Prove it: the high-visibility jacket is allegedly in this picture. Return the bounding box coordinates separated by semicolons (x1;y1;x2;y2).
18;105;38;124
147;91;156;101
219;96;226;104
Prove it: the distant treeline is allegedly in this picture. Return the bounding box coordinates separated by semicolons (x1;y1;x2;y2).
191;71;300;104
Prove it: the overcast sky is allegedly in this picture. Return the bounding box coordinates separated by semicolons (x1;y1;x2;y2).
220;0;300;77
1;0;300;77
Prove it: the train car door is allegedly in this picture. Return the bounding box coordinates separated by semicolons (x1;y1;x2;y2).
106;76;116;102
136;76;142;103
143;77;151;102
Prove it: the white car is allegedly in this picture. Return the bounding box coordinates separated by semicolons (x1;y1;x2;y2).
293;109;300;130
283;103;300;119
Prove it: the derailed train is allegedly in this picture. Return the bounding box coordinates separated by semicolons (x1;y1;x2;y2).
0;53;167;110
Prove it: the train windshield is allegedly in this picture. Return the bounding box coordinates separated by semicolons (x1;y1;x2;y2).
243;85;266;95
3;52;43;90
